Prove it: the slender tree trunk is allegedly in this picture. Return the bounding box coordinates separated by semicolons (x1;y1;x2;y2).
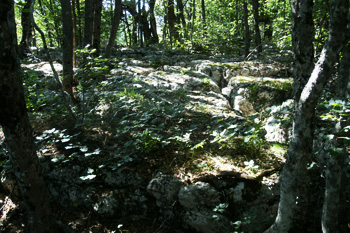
337;43;350;99
83;0;93;47
292;0;314;105
251;0;262;54
243;0;250;57
19;0;34;56
0;1;69;232
168;0;179;43
92;0;102;54
322;22;350;233
176;0;187;39
72;0;77;68
190;0;196;43
149;0;159;43
201;0;206;34
60;0;75;96
76;0;82;47
104;0;122;58
264;0;348;232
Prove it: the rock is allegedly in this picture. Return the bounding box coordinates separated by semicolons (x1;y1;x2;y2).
233;95;256;117
104;168;144;187
264;99;293;143
178;182;220;210
182;210;230;233
147;173;183;213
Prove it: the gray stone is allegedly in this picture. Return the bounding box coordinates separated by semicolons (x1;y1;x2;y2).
183;210;230;233
178;182;220;210
147;173;183;210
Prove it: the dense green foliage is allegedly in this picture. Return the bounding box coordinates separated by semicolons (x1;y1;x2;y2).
13;0;330;55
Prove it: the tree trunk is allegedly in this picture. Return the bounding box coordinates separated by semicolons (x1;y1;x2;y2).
60;0;75;96
72;0;77;68
92;0;102;55
149;0;159;43
19;0;34;56
176;0;187;39
0;1;66;232
243;0;250;57
337;43;350;99
190;0;196;43
251;0;262;54
83;0;93;47
76;0;83;47
322;19;350;233
264;0;348;232
292;0;314;105
104;0;122;58
168;0;179;43
201;0;206;34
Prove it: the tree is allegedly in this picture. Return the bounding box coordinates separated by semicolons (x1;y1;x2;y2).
264;0;349;232
149;0;159;43
83;0;93;47
167;0;179;46
251;0;262;55
243;0;250;57
92;0;103;54
60;0;75;97
104;0;122;58
19;0;34;56
0;1;69;232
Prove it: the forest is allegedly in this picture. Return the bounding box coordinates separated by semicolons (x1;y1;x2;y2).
0;0;349;232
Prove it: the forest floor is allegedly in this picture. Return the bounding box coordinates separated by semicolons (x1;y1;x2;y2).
0;47;293;232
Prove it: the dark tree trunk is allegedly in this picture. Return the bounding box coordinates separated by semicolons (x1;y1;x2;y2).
83;0;93;47
60;0;75;96
243;0;250;57
72;0;77;67
251;0;262;54
191;0;196;43
337;43;350;99
104;0;122;58
19;0;34;56
292;0;314;105
141;6;152;46
168;0;179;43
176;0;187;39
149;0;159;43
76;0;83;47
92;0;102;54
201;0;206;33
264;0;348;232
0;1;68;232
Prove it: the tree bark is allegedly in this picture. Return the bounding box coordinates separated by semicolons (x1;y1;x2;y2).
251;0;262;54
243;0;250;57
60;0;75;97
176;0;187;39
0;1;67;232
72;0;77;67
149;0;159;43
264;0;349;232
104;0;122;58
168;0;179;43
83;0;93;47
92;0;103;54
292;0;314;105
337;43;350;99
19;0;34;56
